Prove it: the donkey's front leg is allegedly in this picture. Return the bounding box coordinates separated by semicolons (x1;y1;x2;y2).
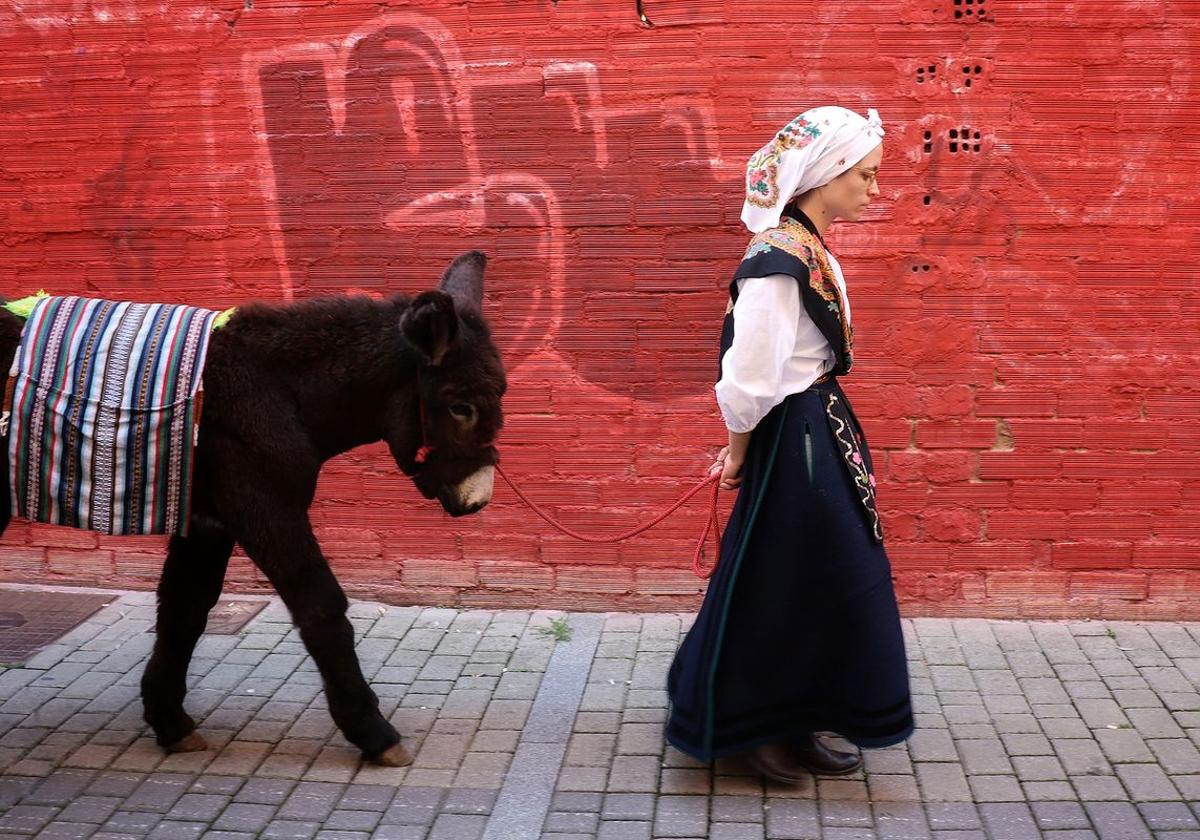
142;526;234;752
237;513;411;766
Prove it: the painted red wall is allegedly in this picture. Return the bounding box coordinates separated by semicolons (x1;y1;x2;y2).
1;0;1197;618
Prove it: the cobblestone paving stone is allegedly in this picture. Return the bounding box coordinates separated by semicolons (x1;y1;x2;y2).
0;587;1197;838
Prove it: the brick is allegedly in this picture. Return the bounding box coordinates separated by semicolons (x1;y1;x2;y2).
948;542;1044;569
919;509;982;542
1100;482;1183;510
556;566;634;595
976;391;1057;417
924;482;1012;510
540;539;622;566
1065;512;1155;541
887;451;974;484
1051;542;1134;570
401;559;476;589
1068;572;1149;601
1058;389;1142;419
0;546;48;575
1145;394;1200;419
916;420;998;449
477;561;555;590
633;569;703;596
1060;452;1155;481
29;527;100;550
460;534;541;565
985;510;1069;540
978;452;1062;480
1135;544;1200;570
984;572;1069;600
1010;481;1099;511
46;550;115;579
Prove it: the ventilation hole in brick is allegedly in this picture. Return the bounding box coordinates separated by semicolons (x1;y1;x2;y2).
949;140;959;153
922;265;931;272
965;78;973;88
923;195;932;206
950;128;959;139
912;265;920;273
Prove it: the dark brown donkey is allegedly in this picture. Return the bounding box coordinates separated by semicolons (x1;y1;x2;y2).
0;251;506;765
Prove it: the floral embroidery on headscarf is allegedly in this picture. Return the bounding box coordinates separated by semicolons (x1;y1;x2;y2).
745;116;824;209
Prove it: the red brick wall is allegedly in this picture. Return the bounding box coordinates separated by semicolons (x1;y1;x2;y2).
1;0;1197;618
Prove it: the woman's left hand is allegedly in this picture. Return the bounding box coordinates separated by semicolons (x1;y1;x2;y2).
710;445;744;491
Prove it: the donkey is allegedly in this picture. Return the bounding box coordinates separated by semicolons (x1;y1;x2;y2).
0;251;505;765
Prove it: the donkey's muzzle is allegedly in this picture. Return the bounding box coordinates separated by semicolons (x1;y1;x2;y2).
439;465;494;517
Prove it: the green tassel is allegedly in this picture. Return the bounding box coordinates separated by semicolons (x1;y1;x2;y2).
2;291;49;319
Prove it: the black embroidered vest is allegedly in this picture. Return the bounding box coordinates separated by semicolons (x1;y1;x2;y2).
718;210;853;380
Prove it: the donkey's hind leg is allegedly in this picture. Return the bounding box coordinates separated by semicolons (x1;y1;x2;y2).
141;525;234;752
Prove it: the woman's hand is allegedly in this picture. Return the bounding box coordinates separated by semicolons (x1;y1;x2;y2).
710;445;744;491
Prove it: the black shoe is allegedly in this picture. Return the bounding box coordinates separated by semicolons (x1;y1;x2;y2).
789;733;862;776
746;741;810;785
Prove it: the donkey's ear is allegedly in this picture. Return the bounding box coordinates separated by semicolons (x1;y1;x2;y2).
400;291;459;366
439;250;486;312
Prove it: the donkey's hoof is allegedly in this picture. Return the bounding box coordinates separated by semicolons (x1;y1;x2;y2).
373;743;414;767
165;733;208;753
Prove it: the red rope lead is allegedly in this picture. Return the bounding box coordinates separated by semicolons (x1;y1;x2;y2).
493;463;724;579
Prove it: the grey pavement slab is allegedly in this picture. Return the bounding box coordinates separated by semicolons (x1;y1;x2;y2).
0;586;1199;837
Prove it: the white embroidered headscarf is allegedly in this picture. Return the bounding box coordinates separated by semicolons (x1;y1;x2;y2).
740;106;885;234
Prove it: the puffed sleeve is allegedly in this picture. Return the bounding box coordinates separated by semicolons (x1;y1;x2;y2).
714;273;801;433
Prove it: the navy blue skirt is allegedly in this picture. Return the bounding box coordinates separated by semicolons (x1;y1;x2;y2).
667;378;913;761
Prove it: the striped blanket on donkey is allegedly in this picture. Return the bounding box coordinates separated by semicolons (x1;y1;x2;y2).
2;295;224;536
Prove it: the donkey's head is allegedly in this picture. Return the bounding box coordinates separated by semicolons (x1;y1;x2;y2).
390;251;507;516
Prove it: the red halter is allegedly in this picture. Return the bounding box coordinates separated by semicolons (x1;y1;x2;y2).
413;367;435;464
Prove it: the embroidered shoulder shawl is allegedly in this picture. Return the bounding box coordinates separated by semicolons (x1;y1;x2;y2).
724;213;854;375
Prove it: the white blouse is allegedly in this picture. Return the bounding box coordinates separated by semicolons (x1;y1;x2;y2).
715;249;851;434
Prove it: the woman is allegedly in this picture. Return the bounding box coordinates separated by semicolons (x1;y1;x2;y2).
666;106;913;784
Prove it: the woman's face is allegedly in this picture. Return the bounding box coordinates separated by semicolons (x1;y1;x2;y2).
821;143;883;222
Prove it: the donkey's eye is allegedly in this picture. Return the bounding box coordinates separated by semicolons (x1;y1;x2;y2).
449;402;477;423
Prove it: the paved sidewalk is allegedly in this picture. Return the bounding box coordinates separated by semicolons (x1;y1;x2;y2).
0;587;1198;839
